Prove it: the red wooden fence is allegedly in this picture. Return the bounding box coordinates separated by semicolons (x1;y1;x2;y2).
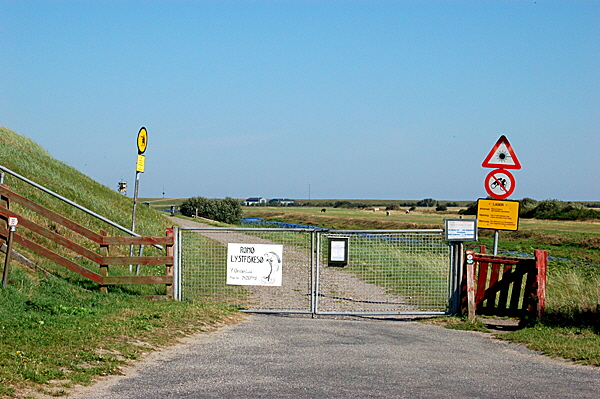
0;184;174;297
462;246;547;320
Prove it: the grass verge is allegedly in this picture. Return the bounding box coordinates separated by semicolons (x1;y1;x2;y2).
0;265;238;398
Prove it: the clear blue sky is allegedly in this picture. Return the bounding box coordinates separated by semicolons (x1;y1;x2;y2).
1;1;598;201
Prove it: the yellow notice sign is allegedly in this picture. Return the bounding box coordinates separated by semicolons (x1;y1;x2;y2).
477;199;520;231
136;154;146;173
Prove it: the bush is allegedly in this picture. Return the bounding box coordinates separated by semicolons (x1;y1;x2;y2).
523;199;600;221
458;202;477;215
436;204;448;212
180;196;243;224
416;198;438;207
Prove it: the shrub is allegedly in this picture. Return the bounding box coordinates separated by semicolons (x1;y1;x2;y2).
180;196;243;224
523;200;600;221
416;198;438;207
458;202;477;215
436;204;448;212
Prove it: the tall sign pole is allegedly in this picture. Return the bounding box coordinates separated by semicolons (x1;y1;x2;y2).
130;127;148;268
479;135;521;255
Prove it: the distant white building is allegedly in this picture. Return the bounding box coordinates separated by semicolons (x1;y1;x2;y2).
268;198;299;206
244;197;267;206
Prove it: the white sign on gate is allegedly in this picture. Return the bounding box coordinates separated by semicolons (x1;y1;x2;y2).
227;243;283;286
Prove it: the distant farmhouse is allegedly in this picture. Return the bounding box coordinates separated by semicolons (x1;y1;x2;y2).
243;197;267;206
243;197;299;206
268;198;299;206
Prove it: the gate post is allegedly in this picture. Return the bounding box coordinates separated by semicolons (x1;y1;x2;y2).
165;228;174;299
534;250;547;319
172;226;181;300
449;242;464;315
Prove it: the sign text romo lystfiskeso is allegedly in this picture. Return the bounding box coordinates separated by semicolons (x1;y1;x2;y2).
227;243;283;286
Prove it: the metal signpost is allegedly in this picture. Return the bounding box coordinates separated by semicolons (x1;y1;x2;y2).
479;135;521;254
444;218;478;314
130;127;148;272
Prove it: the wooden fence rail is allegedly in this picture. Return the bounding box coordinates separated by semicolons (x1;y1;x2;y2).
0;184;174;297
462;246;547;320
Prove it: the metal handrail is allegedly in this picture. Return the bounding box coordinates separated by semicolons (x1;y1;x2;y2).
0;164;163;250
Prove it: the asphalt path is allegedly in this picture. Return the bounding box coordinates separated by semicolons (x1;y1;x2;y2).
71;314;600;399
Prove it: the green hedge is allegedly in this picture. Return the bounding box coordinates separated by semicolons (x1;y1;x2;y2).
179;196;242;224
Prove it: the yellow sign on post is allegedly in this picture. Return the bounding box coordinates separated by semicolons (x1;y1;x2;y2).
137;127;148;154
136;154;146;173
477;199;520;231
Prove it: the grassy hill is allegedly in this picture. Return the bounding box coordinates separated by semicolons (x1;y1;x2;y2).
0;127;235;398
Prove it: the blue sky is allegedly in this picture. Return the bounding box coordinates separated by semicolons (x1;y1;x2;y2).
1;1;598;201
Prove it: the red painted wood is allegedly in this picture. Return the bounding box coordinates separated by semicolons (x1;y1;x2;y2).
101;236;174;246
0;206;104;263
102;275;174;285
3;229;103;283
0;185;103;242
535;250;548;318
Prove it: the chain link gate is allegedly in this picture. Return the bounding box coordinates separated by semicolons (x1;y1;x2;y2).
316;230;451;315
174;226;454;315
174;227;316;313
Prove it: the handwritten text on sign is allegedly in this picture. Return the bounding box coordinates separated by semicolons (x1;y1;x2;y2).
227;243;283;286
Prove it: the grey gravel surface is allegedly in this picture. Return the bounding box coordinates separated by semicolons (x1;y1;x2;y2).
70;314;600;399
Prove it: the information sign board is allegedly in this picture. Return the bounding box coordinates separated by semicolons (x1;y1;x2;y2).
136;154;146;173
328;237;349;266
477;199;520;231
227;243;283;286
444;218;478;241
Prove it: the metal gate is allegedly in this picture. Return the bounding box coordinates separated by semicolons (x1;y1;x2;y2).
174;226;455;315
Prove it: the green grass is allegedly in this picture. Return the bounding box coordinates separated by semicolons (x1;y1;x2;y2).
0;127;238;397
0;266;236;396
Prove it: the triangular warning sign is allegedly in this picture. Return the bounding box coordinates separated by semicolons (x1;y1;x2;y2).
482;135;521;170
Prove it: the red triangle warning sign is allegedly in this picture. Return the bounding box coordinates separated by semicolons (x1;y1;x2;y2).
482;135;521;170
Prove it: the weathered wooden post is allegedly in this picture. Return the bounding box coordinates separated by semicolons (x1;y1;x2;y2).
465;250;476;322
535;250;547;319
99;230;109;294
1;217;18;288
165;228;174;298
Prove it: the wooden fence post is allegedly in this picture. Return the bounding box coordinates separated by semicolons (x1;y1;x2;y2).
535;250;547;319
165;228;174;299
99;230;109;294
465;250;476;322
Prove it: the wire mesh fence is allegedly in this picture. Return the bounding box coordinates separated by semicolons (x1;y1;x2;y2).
176;227;452;315
316;230;451;314
177;227;315;313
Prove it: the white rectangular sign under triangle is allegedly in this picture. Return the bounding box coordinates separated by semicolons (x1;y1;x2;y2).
227;243;283;286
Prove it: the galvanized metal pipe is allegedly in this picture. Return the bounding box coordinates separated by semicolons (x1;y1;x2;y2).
0;164;163;250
